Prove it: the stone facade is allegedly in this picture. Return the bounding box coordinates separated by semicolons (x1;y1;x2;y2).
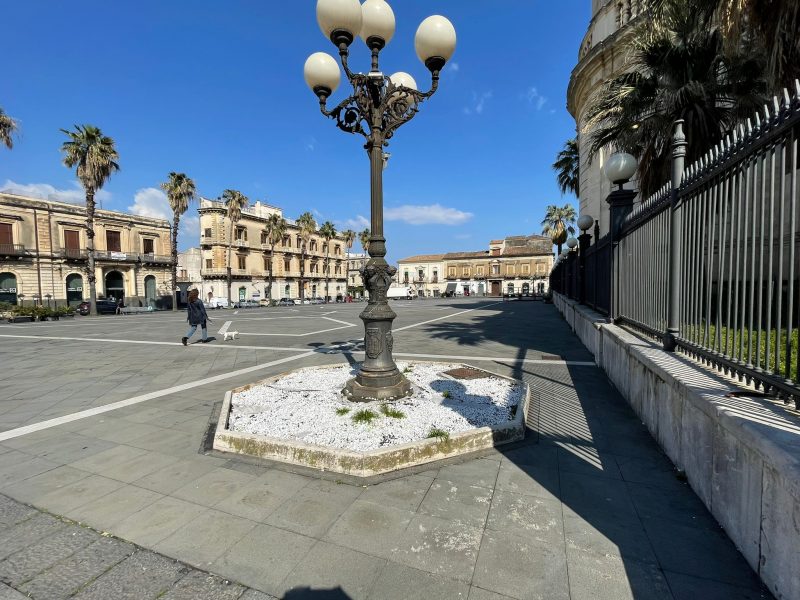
568;0;642;239
397;236;554;298
346;252;368;297
198;199;348;302
0;192;174;308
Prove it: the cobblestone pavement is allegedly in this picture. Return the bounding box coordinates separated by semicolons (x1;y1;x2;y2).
0;299;776;599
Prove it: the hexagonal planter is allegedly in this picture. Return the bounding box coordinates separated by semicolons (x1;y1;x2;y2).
212;362;529;478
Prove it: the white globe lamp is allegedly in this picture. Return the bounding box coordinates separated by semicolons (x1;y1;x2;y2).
415;16;457;72
317;0;363;47
604;152;637;186
360;0;395;49
304;52;341;97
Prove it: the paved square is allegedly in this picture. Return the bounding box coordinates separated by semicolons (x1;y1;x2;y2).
0;299;774;599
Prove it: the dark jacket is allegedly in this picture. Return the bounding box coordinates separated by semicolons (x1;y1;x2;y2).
187;299;208;326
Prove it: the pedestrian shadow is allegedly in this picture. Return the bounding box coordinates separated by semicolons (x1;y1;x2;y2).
282;586;351;599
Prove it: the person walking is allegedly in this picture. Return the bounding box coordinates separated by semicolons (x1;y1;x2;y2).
183;289;211;345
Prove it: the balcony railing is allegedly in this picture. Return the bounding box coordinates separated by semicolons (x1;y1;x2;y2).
93;251;174;264
0;243;28;257
58;248;88;260
201;268;252;278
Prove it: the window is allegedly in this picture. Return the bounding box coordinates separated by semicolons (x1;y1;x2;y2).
522;264;530;275
237;255;246;270
261;232;268;244
403;271;409;283
418;269;424;281
477;266;484;276
284;258;291;271
264;257;270;271
0;223;13;247
106;230;121;252
283;236;291;248
236;227;247;241
204;228;212;238
462;268;469;277
335;245;341;255
205;259;213;269
432;270;438;282
322;243;328;254
537;263;545;274
491;264;500;275
142;238;154;254
64;229;80;250
448;267;456;278
507;265;516;275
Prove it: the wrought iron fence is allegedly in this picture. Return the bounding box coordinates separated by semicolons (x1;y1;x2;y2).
550;83;800;408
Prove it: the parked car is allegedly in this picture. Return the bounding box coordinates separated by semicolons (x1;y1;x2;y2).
277;298;294;306
309;297;325;305
293;298;311;305
233;299;259;309
206;297;230;309
77;299;118;315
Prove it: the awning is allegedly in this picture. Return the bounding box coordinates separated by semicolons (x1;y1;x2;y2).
445;283;457;293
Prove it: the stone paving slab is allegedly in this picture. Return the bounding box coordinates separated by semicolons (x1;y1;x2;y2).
0;300;781;599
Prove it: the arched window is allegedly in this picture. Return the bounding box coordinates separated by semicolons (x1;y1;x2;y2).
65;273;83;306
507;283;515;295
284;284;290;297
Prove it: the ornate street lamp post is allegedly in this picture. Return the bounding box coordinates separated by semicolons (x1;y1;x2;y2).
304;0;456;401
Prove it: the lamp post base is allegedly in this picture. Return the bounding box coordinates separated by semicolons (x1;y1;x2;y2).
342;257;412;402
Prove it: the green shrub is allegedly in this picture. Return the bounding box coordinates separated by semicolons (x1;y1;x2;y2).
379;404;405;419
335;407;351;416
441;390;452;399
352;409;378;425
427;427;449;441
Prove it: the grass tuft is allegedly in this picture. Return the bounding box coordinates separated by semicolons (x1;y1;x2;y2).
427;427;450;440
379;404;405;419
403;365;413;373
352;409;379;425
335;407;351;416
441;390;452;399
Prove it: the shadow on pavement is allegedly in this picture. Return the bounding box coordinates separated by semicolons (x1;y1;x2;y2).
283;586;352;599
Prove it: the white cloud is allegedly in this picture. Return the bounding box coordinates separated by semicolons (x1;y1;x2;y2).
180;215;200;240
385;204;473;226
448;62;460;73
306;136;317;151
128;187;171;220
339;215;370;230
1;179;111;205
525;87;548;111
463;91;493;116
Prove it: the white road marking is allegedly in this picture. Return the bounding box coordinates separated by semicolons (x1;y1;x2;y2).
218;321;232;335
393;301;505;333
0;349;319;442
241;323;356;337
233;310;239;315
0;334;310;353
391;352;596;367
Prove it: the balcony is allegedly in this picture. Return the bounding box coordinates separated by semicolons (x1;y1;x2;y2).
58;248;89;260
0;243;29;257
93;251;174;265
201;268;252;279
234;240;249;249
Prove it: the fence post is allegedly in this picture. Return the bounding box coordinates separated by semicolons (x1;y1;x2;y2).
664;120;687;351
578;230;591;304
605;186;637;320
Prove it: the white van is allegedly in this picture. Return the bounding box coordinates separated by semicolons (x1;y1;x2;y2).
387;286;414;300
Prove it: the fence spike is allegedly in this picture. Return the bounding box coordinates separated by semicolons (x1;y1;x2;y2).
732;127;739;146
773;96;781;118
783;88;791;111
794;79;800;103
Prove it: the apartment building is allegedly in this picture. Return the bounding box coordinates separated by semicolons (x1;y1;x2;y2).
0;192;174;307
397;235;553;297
198;199;348;301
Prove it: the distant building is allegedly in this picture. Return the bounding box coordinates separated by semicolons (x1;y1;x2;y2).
346;252;368;298
176;247;204;303
568;0;643;239
397;235;553;298
0;192;174;308
198;199;348;302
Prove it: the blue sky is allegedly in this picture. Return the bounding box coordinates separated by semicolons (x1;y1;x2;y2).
1;1;585;262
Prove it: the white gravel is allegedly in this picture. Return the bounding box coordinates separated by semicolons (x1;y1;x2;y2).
228;362;524;452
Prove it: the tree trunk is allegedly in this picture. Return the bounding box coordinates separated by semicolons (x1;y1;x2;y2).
172;213;180;311
227;219;234;302
85;188;98;317
556;242;563;257
299;245;305;299
267;242;274;304
325;249;330;302
345;246;350;296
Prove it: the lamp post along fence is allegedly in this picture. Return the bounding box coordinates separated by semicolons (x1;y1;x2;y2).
304;0;456;401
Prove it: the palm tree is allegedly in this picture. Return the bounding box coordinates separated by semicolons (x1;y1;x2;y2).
717;0;799;88
541;204;577;256
359;228;371;255
0;109;18;150
553;138;580;197
319;221;337;302
161;172;196;311
585;0;766;197
264;213;287;303
60;125;120;316
341;229;356;295
221;189;249;302
296;212;317;299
